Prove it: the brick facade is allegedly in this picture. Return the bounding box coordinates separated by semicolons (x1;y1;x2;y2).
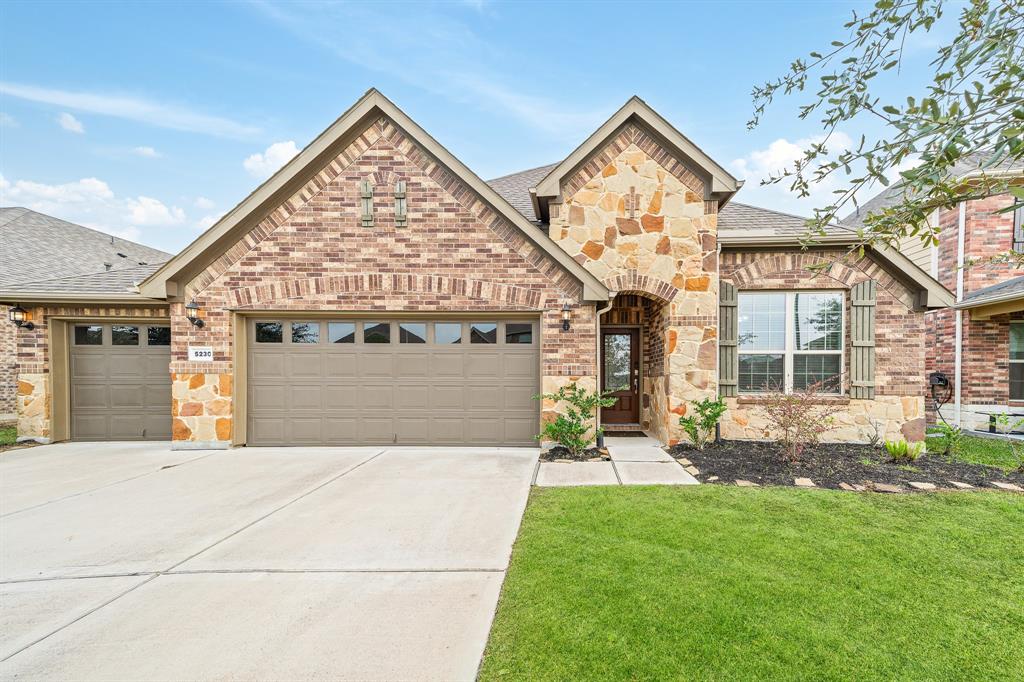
927;193;1024;429
0;320;15;423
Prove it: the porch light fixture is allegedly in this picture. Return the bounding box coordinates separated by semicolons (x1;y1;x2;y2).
561;303;571;332
8;305;34;331
184;300;205;328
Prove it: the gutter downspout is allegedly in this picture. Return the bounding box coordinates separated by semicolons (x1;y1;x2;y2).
955;201;966;426
595;293;617;437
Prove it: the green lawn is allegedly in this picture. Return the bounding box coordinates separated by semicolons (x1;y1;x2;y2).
927;430;1022;471
481;486;1024;681
0;425;15;447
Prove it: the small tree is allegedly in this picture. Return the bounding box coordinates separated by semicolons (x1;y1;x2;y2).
758;380;842;462
534;382;617;457
679;397;728;450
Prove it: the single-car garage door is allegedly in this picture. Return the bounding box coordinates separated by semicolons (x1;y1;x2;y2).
69;323;172;440
247;318;539;446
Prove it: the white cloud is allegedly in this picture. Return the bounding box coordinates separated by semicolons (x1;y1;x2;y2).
243;140;299;178
133;146;160;158
129;196;185;226
194;196;216;210
0;173;188;246
195;212;224;230
0;112;17;127
57;112;84;133
730;132;854;215
0;81;261;139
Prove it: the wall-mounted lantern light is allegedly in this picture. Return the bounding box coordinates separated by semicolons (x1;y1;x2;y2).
8;305;34;331
561;303;571;332
184;300;205;328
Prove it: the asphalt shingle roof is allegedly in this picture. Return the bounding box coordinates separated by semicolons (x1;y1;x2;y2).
0;207;170;294
842;150;1023;230
487;163;557;223
961;274;1024;306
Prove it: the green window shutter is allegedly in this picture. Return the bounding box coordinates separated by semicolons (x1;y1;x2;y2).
850;280;876;400
719;281;738;397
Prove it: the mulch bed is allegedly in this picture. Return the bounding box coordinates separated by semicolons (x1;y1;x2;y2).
540;446;611;462
667;440;1024;491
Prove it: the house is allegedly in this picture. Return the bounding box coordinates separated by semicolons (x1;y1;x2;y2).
847;152;1024;430
1;90;952;449
0;208;170;426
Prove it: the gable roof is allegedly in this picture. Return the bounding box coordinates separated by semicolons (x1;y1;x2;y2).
0;207;170;288
530;96;741;223
139;90;609;302
488;163;557;224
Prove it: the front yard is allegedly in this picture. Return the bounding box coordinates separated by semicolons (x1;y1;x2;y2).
481;486;1024;680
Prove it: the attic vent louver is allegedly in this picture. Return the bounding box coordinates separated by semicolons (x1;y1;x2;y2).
394;180;407;227
360;179;374;228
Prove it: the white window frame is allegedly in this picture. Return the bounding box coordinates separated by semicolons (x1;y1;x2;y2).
1010;322;1024;400
738;290;845;395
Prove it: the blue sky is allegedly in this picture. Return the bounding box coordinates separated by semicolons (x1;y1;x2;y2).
0;0;947;252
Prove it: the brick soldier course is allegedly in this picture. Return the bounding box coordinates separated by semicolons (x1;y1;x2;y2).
2;90;952;448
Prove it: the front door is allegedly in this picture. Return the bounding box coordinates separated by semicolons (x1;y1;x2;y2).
601;327;639;424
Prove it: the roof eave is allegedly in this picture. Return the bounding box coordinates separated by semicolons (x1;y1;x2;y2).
0;292;169;305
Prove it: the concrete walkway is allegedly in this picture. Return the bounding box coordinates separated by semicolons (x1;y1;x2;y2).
536;436;699;487
0;442;537;681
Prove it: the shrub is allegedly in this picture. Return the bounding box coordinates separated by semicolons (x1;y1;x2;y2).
758;380;842;462
931;423;964;457
994;413;1024;472
885;439;924;463
534;382;617;456
679;397;728;450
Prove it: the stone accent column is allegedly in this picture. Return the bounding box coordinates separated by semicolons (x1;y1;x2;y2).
171;373;232;449
16;373;50;443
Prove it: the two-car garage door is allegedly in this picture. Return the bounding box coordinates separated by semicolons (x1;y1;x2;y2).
247;318;539;446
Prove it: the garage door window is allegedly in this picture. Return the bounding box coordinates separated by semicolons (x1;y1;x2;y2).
148;326;171;345
291;322;319;344
505;323;533;344
75;325;103;345
471;322;497;343
435;322;462;344
364;322;391;343
329;322;356;343
399;322;426;343
255;322;283;343
112;325;139;345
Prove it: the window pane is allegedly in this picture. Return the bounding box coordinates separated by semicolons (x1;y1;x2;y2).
435;323;462;344
291;322;319;344
147;326;171;346
738;354;784;392
793;354;842;392
111;325;139;346
1012;363;1024;400
1011;324;1024;361
255;322;283;343
74;325;103;345
505;323;533;344
794;293;843;351
603;334;632;392
364;322;390;343
399;323;426;343
738;294;785;350
470;323;497;344
328;322;355;343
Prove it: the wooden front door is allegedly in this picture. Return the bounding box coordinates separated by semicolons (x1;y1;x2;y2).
601;327;640;424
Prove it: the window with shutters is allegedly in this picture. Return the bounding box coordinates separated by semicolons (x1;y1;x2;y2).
737;291;844;394
1010;323;1024;400
1013;205;1024;253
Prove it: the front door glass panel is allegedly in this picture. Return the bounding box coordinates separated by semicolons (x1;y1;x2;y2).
604;333;632;392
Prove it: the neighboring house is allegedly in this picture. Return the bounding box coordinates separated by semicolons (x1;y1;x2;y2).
846;153;1024;430
0;208;170;425
1;90;951;449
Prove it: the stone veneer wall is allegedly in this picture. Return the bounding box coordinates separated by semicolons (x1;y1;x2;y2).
720;249;927;443
12;304;170;442
172;115;596;448
549;124;719;444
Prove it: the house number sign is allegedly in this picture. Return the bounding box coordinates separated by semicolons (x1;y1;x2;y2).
188;346;214;362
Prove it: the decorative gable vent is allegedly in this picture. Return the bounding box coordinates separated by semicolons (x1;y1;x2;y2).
394;180;407;227
360;179;374;228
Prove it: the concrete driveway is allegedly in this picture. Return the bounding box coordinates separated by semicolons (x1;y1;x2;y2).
0;441;538;681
